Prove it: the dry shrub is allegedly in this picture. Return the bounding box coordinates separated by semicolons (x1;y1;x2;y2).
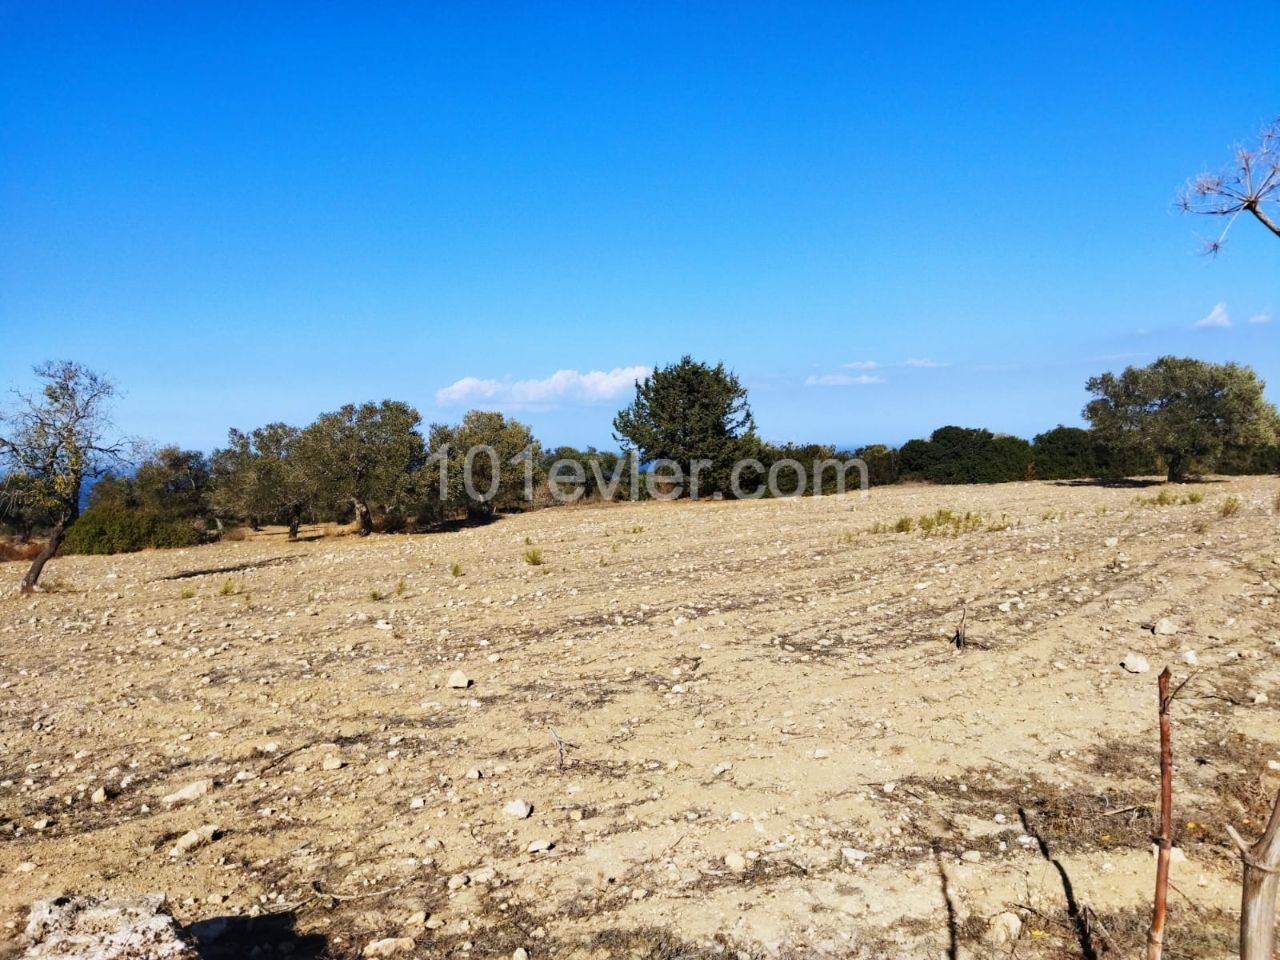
0;540;42;562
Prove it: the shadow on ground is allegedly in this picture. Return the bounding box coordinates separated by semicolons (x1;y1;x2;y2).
185;912;333;959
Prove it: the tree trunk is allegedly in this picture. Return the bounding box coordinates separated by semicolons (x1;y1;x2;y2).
1231;789;1280;959
20;514;69;594
287;505;302;541
351;497;373;536
1166;457;1186;484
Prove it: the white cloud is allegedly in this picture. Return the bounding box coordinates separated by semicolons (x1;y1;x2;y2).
1194;302;1231;328
1249;312;1272;325
804;373;884;387
436;366;651;408
841;360;880;370
901;358;950;368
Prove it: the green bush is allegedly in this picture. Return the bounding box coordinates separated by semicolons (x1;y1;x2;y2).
62;503;205;555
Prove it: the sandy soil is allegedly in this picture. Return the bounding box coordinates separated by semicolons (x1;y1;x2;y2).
2;477;1278;959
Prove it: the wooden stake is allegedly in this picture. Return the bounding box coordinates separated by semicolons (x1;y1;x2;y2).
1227;789;1280;959
1147;666;1173;960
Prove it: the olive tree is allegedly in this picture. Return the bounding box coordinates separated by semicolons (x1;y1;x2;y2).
295;401;425;535
1085;357;1277;482
0;362;130;592
425;410;540;520
211;423;310;537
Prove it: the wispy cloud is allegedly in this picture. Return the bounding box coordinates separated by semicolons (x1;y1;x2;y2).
1249;312;1272;325
839;358;950;370
436;366;650;408
1194;302;1231;328
804;373;884;387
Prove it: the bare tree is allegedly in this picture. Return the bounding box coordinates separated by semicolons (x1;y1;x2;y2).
1178;117;1280;251
0;362;130;593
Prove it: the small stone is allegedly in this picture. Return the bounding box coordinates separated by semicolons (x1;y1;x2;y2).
1152;844;1187;863
447;873;469;891
503;799;533;819
1104;537;1119;548
527;839;553;853
1254;692;1269;705
724;852;748;872
960;850;982;863
1120;654;1150;674
161;779;212;806
465;769;482;780
405;911;427;927
987;911;1022;945
363;938;416;958
813;748;830;759
513;950;530;960
1182;650;1199;666
171;824;220;858
841;847;868;865
91;787;107;804
322;755;345;771
1153;618;1178;636
448;670;471;689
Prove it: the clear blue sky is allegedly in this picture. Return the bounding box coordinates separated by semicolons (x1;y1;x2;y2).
2;3;1277;452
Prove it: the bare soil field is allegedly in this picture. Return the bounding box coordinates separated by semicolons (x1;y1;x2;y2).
2;477;1279;959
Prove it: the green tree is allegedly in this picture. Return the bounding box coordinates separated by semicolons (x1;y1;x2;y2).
211;424;312;537
612;356;756;498
1085;357;1278;482
135;447;212;521
1032;426;1098;481
854;444;899;487
426;410;540;520
295;401;425;535
0;362;130;592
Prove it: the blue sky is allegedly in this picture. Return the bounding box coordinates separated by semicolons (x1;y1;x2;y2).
2;3;1277;452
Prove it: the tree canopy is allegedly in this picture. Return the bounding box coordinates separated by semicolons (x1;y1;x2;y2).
0;361;130;590
612;356;756;498
1085;356;1278;482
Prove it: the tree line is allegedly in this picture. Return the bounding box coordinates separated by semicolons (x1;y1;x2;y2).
2;353;1278;591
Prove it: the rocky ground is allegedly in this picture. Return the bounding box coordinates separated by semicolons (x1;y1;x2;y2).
2;476;1279;959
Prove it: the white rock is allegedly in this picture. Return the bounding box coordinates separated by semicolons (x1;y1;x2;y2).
841;847;868;865
512;950;530;960
1152;844;1187;863
363;938;416;958
724;852;748;872
960;850;982;863
503;799;533;819
1120;654;1150;674
1182;650;1199;666
1153;618;1178;636
527;839;553;853
161;779;211;806
90;787;107;804
1104;537;1119;548
813;748;830;759
447;670;471;689
171;824;220;858
987;911;1022;945
321;755;345;771
25;894;197;959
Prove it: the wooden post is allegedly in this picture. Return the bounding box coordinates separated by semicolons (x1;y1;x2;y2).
1228;789;1280;959
1147;667;1173;960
